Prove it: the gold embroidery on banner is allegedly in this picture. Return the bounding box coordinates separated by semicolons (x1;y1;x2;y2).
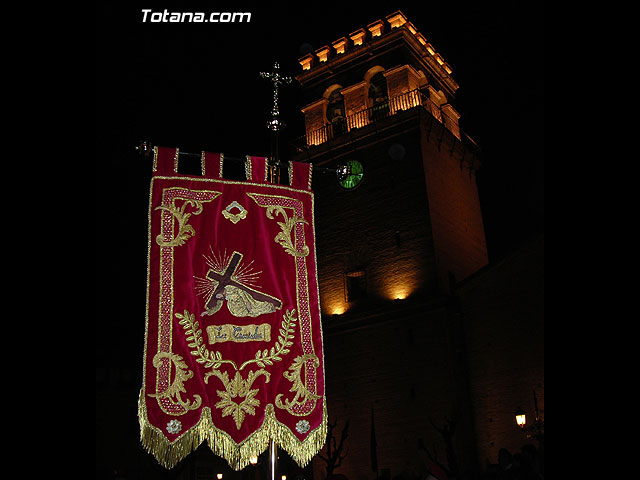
177;310;238;378
244;155;252;180
139;400;328;471
275;354;322;416
155;194;219;247
221;200;248;224
246;192;320;418
176;306;296;430
148;352;202;413
247;193;310;257
152;146;159;171
249;308;296;370
178;309;296;378
206;323;271;344
225;286;278;317
140;179;326;471
265;205;309;257
211;369;270;429
153;188;221;416
288;162;313;190
197;250;282;317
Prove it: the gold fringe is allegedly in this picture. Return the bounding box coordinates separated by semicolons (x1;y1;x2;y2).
139;390;327;470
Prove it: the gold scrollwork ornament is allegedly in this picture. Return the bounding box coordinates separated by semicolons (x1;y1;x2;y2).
265;205;309;257
222;200;248;224
275;354;321;415
148;352;202;412
156;199;209;247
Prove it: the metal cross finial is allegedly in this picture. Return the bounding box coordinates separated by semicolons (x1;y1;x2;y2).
260;62;292;132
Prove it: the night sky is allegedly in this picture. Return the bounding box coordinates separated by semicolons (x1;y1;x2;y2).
94;1;543;366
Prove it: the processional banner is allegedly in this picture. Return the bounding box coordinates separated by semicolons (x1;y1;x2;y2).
138;147;327;470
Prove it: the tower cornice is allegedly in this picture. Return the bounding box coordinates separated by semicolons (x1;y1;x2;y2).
296;11;459;96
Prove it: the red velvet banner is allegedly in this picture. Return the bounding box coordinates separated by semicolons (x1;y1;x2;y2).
139;147;327;470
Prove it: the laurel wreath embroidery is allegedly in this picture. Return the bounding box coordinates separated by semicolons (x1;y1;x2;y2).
252;309;296;368
177;309;297;380
177;309;297;429
177;310;235;380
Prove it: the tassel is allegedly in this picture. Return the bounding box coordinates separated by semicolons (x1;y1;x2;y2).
139;390;327;470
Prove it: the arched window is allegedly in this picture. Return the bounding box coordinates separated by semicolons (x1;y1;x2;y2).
325;86;346;135
368;72;389;120
327;89;345;122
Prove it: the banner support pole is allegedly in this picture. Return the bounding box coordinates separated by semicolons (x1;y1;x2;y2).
269;438;277;480
261;61;288;480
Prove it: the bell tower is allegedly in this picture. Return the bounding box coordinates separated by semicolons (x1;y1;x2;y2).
291;10;488;315
288;11;490;477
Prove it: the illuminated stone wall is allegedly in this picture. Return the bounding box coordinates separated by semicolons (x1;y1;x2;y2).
302;114;488;477
419;113;488;291
289;10;541;479
311;127;438;317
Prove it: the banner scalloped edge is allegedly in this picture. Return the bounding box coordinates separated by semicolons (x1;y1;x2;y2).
138;390;328;470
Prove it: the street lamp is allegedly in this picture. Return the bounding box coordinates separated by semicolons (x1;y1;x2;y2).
514;407;526;428
514;390;544;449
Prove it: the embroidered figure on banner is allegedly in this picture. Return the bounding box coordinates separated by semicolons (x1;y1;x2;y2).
196;249;282;317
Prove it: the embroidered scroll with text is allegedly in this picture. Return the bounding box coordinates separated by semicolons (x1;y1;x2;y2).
139;147;326;470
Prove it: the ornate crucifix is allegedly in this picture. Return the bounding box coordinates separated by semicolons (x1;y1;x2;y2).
260;62;292;183
260;61;292;133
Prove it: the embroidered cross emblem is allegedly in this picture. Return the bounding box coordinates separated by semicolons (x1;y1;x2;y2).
203;251;282;316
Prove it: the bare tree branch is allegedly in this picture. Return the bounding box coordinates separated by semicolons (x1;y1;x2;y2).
319;418;350;479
